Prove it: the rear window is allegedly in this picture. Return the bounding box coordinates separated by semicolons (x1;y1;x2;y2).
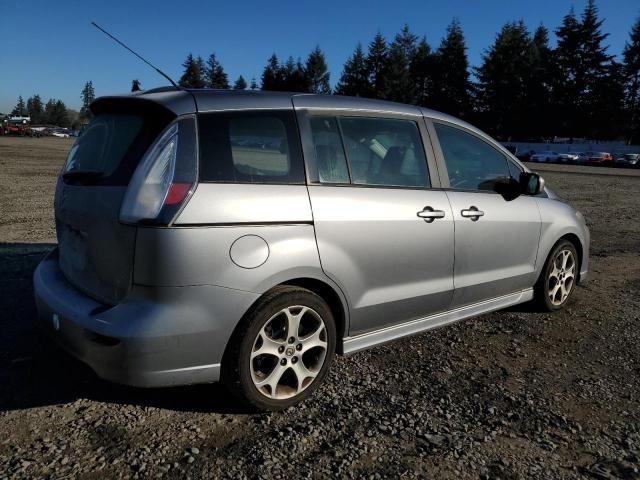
62;100;174;186
198;110;305;184
65;114;144;177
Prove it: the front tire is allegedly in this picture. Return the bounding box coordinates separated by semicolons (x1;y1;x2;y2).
221;286;336;411
534;240;579;311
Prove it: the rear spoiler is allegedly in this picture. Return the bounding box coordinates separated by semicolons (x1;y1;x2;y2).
91;89;196;118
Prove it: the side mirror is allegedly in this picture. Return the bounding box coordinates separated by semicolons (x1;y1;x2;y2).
493;177;522;201
520;172;545;195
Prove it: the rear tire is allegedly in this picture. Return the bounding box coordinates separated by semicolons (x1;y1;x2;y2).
534;240;579;311
221;286;336;411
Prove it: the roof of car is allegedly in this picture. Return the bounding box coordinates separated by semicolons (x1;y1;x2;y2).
100;85;465;124
92;86;502;150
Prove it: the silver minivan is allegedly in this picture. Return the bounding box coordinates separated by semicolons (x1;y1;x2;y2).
34;89;590;410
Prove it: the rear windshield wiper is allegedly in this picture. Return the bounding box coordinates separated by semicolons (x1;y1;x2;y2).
62;170;105;185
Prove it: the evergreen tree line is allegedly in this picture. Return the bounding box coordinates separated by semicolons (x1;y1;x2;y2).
8;81;95;128
8;1;640;141
174;1;640;143
10;94;73;127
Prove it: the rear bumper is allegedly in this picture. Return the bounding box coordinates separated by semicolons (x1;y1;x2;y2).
33;248;259;387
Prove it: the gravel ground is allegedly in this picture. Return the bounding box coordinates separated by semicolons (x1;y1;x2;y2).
1;136;639;479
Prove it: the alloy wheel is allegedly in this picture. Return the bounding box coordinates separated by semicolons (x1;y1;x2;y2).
547;248;576;306
250;305;328;400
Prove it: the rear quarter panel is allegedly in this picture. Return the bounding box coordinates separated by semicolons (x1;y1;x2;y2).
134;183;350;336
134;223;327;293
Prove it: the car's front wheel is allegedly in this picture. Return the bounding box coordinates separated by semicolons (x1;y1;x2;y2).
222;286;336;411
534;240;579;311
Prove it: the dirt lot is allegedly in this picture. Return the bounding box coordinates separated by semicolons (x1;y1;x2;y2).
1;136;639;479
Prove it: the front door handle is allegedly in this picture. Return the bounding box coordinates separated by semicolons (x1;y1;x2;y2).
417;206;446;223
461;206;484;221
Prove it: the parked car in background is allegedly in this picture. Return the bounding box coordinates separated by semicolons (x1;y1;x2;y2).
586;152;613;166
51;132;70;138
557;152;579;163
515;149;535;162
530;151;561;162
568;152;589;164
33;89;590;411
615;153;640;168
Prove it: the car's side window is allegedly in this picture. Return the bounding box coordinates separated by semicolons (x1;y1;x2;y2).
308;117;350;184
507;159;523;180
338;117;430;188
434;122;509;191
198;110;305;184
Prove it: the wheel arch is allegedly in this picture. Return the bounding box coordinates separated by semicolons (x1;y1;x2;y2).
559;233;583;281
222;275;350;364
278;277;348;353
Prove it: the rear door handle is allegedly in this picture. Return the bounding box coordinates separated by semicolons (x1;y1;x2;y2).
417;206;446;223
461;206;484;221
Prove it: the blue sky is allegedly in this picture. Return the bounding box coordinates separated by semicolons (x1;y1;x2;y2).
1;0;638;113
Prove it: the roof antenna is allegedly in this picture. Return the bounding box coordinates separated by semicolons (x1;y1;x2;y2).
91;21;180;89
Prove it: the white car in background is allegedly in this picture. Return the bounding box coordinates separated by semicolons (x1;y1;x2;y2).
530;151;561;162
568;152;589;164
557;152;580;163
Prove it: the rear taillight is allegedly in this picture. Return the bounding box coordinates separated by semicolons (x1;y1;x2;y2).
165;182;191;205
120;116;198;225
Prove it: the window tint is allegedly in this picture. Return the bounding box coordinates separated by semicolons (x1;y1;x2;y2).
309;117;350;183
338;117;429;188
64;114;144;177
434;123;509;191
507;159;523;180
198;111;304;184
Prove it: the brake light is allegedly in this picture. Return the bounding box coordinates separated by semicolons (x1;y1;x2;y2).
165;182;191;205
120;116;198;225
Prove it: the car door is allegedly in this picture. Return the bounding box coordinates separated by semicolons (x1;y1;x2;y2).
295;105;455;336
429;120;541;308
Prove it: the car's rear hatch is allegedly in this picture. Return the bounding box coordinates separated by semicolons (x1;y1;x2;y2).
55;97;175;304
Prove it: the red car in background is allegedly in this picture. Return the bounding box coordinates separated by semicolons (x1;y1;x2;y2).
586;152;613;165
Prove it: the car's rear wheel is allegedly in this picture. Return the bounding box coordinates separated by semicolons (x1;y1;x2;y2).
534;240;578;311
222;286;336;411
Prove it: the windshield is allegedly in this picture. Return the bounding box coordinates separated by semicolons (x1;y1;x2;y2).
64;114;144;177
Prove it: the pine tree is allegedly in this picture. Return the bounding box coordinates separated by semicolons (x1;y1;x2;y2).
395;24;418;60
553;7;586;138
205;53;230;89
281;56;309;92
384;26;417;103
525;25;553;139
26;95;44;123
579;0;621;139
54;100;70;127
233;75;247;90
335;43;371;97
261;54;283;90
131;79;142;92
79;81;95;121
305;46;331;94
179;53;206;88
623;17;640;142
431;19;471;118
409;37;434;107
250;77;258;90
44;99;55;124
11;96;27;117
476;21;533;139
367;32;389;99
44;99;70;127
